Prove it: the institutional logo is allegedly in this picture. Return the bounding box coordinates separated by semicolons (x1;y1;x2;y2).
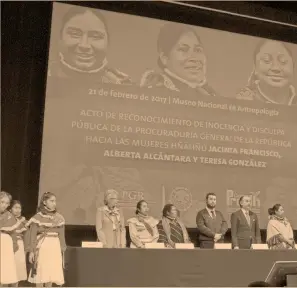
226;189;261;217
170;187;192;211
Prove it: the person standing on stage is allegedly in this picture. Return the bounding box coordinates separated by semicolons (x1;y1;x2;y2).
96;189;126;248
127;200;159;248
10;200;28;285
196;193;228;249
231;195;261;249
0;191;19;287
157;204;190;248
266;204;295;250
27;192;66;287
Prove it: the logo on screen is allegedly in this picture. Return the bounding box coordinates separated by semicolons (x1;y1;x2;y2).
226;189;260;215
170;187;192;211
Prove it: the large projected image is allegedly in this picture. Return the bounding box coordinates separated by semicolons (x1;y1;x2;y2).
39;3;297;228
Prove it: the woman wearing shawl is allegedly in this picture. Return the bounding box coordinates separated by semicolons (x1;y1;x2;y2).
157;204;191;248
10;200;28;285
236;40;296;106
127;200;159;248
266;204;295;250
27;192;66;287
0;191;19;286
96;189;126;248
49;6;132;85
140;23;217;97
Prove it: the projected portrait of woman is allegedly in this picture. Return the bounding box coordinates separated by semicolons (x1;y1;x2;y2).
49;6;132;85
140;23;217;97
236;40;296;105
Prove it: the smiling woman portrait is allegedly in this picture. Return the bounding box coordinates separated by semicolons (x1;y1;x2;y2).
140;23;217;97
48;6;132;85
236;40;296;105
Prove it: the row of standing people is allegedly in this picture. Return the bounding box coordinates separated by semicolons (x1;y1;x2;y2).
49;6;296;106
1;189;295;287
97;190;296;250
0;191;65;287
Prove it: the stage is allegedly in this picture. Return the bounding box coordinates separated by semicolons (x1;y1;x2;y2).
64;248;297;286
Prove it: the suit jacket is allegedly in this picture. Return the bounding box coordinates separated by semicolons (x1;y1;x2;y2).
231;209;261;249
196;208;228;242
96;207;126;248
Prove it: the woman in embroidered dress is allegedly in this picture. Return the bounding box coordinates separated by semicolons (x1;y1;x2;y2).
266;204;295;250
0;191;18;287
157;204;191;248
49;6;132;85
140;23;217;97
96;189;126;248
27;192;66;287
236;40;296;105
127;200;159;248
10;200;28;285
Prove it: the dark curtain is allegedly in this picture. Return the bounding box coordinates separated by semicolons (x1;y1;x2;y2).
1;2;52;217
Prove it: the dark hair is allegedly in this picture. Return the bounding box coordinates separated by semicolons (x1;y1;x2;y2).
248;281;271;287
239;195;250;208
206;193;216;201
268;204;282;216
60;6;109;40
162;204;174;217
136;200;147;215
248;40;294;87
38;192;56;211
156;23;202;69
10;200;21;209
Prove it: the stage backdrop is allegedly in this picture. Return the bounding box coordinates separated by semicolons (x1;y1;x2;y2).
39;2;297;228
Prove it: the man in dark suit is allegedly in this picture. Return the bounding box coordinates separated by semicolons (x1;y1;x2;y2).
196;193;228;249
231;195;261;249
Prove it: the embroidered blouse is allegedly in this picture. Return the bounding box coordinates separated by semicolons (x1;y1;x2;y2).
26;211;66;253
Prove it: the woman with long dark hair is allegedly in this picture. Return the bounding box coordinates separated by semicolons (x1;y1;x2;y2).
26;192;66;287
10;200;28;285
236;40;296;105
140;23;217;97
266;204;295;250
127;200;159;248
49;6;132;85
157;204;190;248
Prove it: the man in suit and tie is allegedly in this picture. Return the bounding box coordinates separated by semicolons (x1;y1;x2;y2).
231;195;261;249
196;193;228;248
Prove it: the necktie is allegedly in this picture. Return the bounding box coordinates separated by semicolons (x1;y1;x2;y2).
246;212;250;226
211;211;215;218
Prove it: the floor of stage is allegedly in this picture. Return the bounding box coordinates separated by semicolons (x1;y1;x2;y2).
63;247;297;287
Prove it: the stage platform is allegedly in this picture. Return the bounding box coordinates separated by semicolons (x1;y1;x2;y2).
64;248;297;287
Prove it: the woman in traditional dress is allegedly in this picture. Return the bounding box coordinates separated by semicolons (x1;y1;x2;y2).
266;204;295;250
49;6;132;85
27;192;66;287
236;40;296;105
10;200;28;285
96;189;126;248
127;200;159;248
0;191;18;287
140;23;217;97
157;204;191;248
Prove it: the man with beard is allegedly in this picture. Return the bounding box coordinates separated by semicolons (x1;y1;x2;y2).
231;195;261;249
196;193;228;249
